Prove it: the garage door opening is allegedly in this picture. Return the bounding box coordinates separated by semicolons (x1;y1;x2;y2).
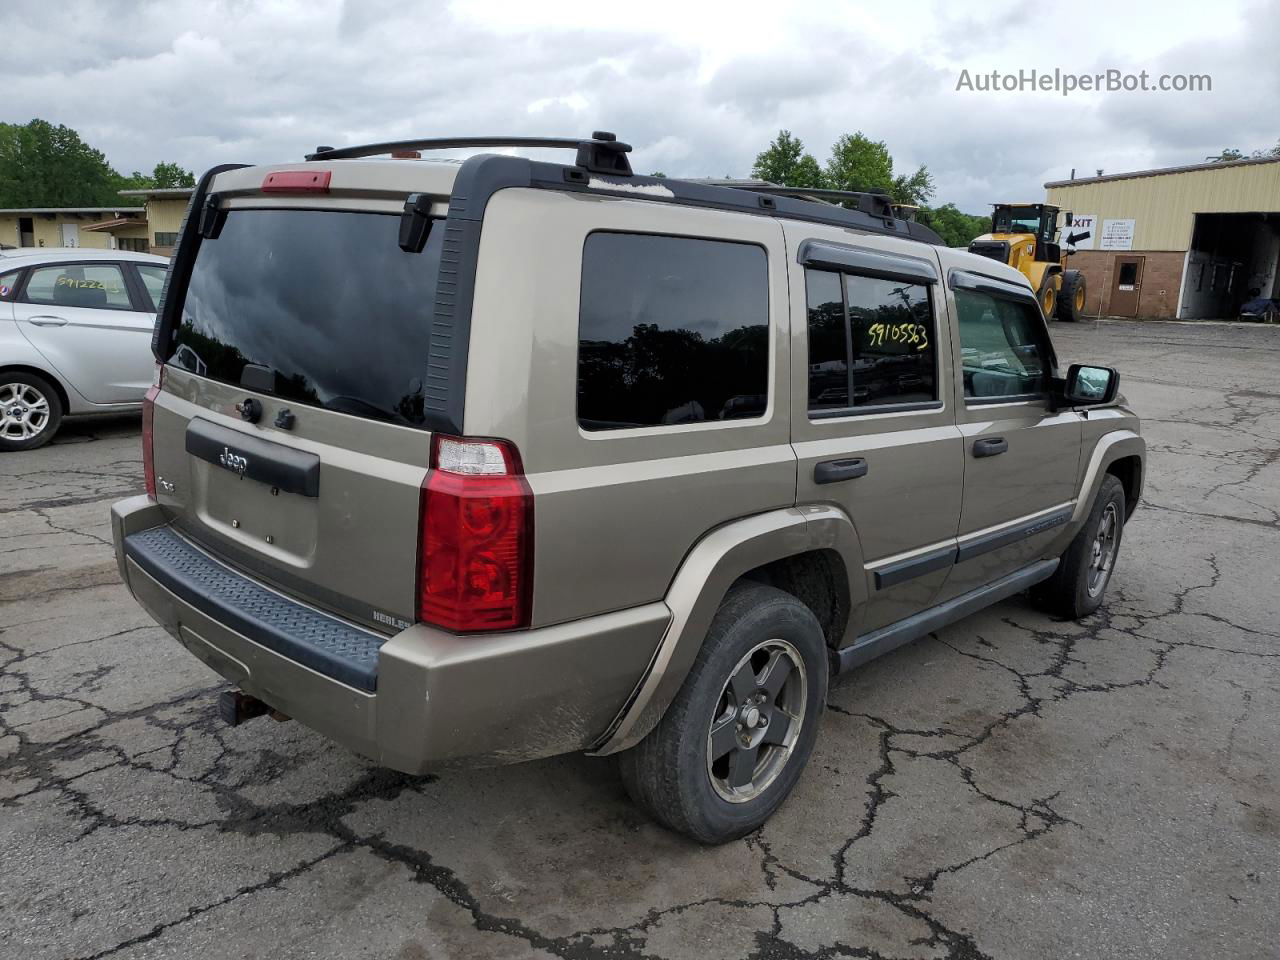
1180;212;1280;319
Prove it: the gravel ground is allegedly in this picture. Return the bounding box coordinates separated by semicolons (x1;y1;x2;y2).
1;319;1277;960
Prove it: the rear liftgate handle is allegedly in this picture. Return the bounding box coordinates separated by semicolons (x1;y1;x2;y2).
814;458;869;484
973;436;1008;458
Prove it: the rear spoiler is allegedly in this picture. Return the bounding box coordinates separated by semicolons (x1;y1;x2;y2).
151;163;249;362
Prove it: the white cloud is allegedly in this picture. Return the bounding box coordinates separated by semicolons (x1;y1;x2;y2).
2;0;1275;210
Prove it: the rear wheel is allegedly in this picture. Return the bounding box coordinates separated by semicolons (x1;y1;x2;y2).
619;583;828;844
1056;270;1086;322
1032;475;1125;618
0;373;62;452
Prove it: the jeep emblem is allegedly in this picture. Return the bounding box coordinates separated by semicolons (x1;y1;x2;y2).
218;446;249;476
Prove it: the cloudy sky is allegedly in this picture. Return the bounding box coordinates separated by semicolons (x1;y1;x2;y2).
5;0;1277;211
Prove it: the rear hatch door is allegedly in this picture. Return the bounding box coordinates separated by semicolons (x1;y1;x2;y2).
148;167;454;633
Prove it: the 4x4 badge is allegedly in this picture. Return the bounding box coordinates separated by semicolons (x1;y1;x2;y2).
218;446;249;476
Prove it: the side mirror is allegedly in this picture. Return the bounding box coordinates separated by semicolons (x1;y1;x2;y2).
1064;363;1118;405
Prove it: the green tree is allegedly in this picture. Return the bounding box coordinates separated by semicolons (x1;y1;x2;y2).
1214;148;1245;161
0;119;196;206
891;166;935;206
917;203;989;247
752;130;826;187
0;119;122;207
150;161;195;188
824;132;893;193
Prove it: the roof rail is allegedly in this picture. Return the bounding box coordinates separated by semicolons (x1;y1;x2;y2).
306;132;633;175
731;184;896;221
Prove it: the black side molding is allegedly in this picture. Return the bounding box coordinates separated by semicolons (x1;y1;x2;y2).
955;507;1072;563
185;419;320;497
873;545;957;590
837;558;1060;673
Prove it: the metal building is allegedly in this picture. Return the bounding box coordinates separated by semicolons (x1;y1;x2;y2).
1045;156;1280;319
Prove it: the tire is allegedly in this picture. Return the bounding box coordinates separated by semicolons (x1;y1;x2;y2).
1037;275;1057;319
0;372;63;451
1056;270;1086;322
1032;475;1125;619
618;583;828;845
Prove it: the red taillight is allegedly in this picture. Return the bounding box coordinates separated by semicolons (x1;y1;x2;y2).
141;366;163;499
417;435;533;632
261;170;331;193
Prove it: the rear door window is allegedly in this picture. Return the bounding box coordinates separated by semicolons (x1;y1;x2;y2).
805;268;937;415
577;232;769;429
170;209;444;427
23;263;134;310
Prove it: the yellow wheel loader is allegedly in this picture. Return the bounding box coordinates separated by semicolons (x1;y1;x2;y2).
968;203;1089;322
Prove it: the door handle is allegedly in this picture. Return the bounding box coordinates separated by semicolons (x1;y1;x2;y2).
27;316;68;327
973;437;1008;458
814;458;868;484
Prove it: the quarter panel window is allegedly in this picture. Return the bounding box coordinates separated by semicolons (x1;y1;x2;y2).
577;232;770;430
0;270;20;300
136;264;166;308
23;263;134;310
805;268;938;414
955;289;1049;399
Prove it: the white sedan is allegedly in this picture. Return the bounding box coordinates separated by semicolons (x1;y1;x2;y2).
0;247;169;450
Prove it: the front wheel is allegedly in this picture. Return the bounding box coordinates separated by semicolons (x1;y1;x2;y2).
1038;275;1057;319
619;583;828;844
1032;475;1125;618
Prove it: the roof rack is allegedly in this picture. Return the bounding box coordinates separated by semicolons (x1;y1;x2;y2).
306;132;633;175
730;184;896;222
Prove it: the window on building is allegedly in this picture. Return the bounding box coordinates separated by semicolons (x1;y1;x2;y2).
22;263;135;311
577;232;770;430
154;232;179;248
118;238;150;253
805;269;937;414
955;289;1049;400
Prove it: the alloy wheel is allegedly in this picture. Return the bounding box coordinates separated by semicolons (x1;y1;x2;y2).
1087;502;1120;597
0;382;51;442
706;638;808;803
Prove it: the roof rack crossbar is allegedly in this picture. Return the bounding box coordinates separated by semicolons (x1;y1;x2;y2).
306;132;633;175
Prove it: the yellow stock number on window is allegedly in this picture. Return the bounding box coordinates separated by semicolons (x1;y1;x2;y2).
866;322;929;351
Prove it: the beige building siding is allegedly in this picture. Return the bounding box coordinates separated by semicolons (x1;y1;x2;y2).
1047;159;1280;250
0;213;114;250
147;198;189;253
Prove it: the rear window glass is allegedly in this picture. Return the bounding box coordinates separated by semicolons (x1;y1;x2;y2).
577;232;769;430
170;209;443;427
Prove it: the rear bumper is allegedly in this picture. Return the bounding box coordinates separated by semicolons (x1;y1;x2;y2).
111;495;669;772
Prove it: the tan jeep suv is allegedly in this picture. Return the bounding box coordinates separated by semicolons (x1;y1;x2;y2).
111;133;1145;844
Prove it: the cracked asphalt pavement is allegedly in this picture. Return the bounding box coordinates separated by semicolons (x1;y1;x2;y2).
2;320;1278;960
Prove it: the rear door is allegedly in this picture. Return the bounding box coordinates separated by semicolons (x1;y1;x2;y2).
13;260;155;404
937;270;1081;602
786;225;964;637
148;188;453;633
